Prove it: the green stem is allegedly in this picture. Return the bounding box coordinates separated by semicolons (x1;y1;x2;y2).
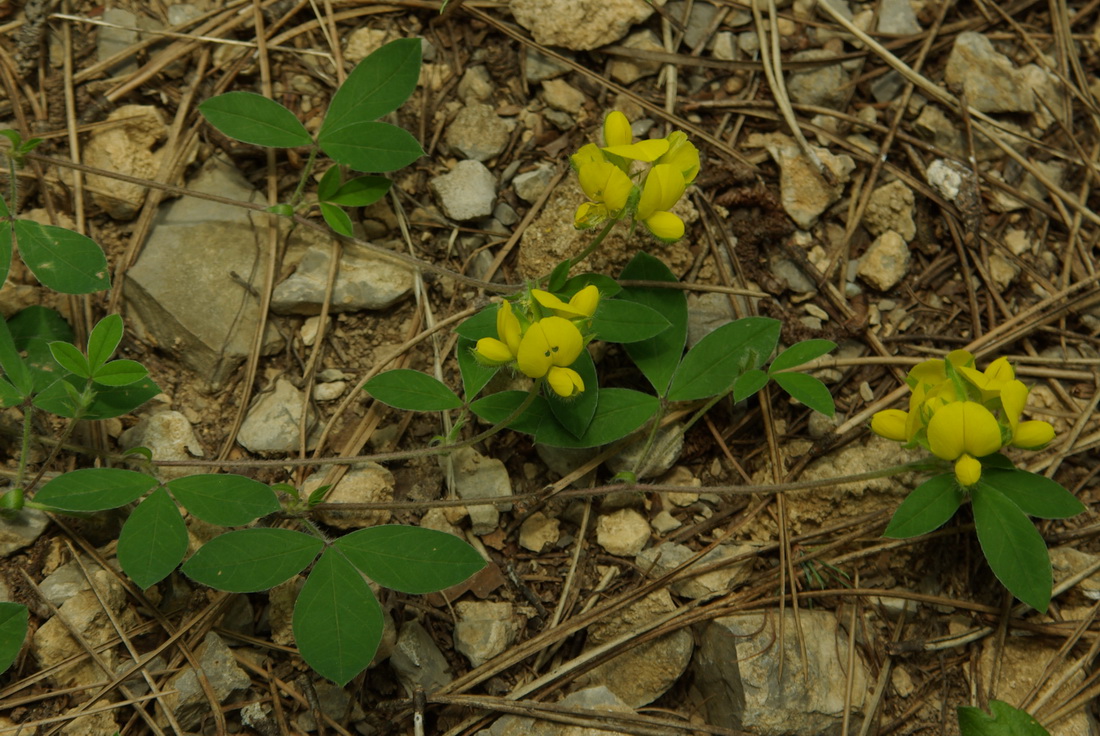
288;147;320;209
6;153;18;214
565;219;617;274
13;399;33;493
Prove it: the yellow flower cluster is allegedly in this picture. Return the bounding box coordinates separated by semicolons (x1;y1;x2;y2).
474;286;599;398
871;350;1055;487
571;111;700;242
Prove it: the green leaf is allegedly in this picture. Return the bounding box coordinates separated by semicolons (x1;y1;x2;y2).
33;468;158;511
454;305;498;340
319;121;424;173
320;202;353;236
86;314;123;370
0;220;13;286
328;175;391;207
971;482;1052;612
364;369;463;411
182;529;323;592
93;359;149;387
199;92;312;148
591;299;671;343
883;473;964;538
8;306;73;394
732;368;769;402
166;474;281;526
547;349;598;439
317;165;341;201
293;549;384;686
547;260;572;292
536;388;659;449
619;252;688;395
0;602;28;675
117;487;188;589
33;373;160;419
0;193;10;218
772;372;835;416
770;339;837;372
13;220;109;294
48;341;91;378
0;129;22;149
980;469;1085;519
457;336;498;399
469;390;549;435
667;317;781;402
334;525;486;593
561;273;622;298
0;377;21;407
0;316;32;398
958;700;1051;736
319;38;421;137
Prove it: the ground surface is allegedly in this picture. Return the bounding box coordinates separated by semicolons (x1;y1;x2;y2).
1;0;1100;735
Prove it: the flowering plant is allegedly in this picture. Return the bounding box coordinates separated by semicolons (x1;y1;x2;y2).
872;351;1084;611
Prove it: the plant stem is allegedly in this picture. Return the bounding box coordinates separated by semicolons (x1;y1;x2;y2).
565;219;617;273
12;399;34;493
288;147;320;209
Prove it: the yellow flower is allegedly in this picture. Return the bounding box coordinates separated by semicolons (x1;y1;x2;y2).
1001;380;1055;449
636;164;687;241
871;409;909;442
474;300;523;365
532;285;600;320
574;160;634;229
516;317;584;381
603;111;633;148
547;366;585;397
907;349;974;389
958;356;1014;402
926;401;1003;486
570;142;606;172
603;138;670;162
657;131;700;184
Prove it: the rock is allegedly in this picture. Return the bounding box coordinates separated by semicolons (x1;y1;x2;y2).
636;542;754;598
0;509;49;557
519;512;561;552
525;48;572;82
605;422;684;480
871;70;906;103
770;256;817;293
84;105;167;220
510;0;662;51
512;165;556;204
988;253;1019;289
430;160;497;221
575;588;692;706
925;158;969;201
97;8;139;75
668;0;720;49
694;609;868;734
913;105;967;159
475;686;635;736
343;27;390;62
125;157;283;388
164;632;251;730
536;443;600;487
712;31;738;61
390;620;453;692
457;65;494;103
313;380;345;401
863;180;916;241
541;79;587;114
651;511;681;533
787;50;850;109
446;104;514;161
1023;64;1068;130
454;601;516;667
596;509;651;556
119;410;206;479
857;230;910;292
1051;546;1100;600
295;680;366;732
945;32;1033;114
877;0;921;34
309;463;394;529
609;29;663;84
450;448;513;535
493;202;520;226
687;292;737;348
271;243;414;314
237;378;316;453
764;135;855;229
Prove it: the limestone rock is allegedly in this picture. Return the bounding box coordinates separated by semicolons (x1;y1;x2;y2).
609;29;663;84
694;609;869;734
596;509;651;556
0;509;49;557
343;27;390;63
164;632;251;730
687;292;737;348
575;589;692;707
764;135;855;229
877;0;921;35
96;8;139;76
863;180;916;241
857;230;910;291
510;0;662;51
309;463;394;529
787;50;850;109
454;601;516;667
667;0;721;49
1051;546;1100;600
430;160;497;221
446;104;514;161
271;243;414;314
525;48;572;82
637;542;755;598
512;164;555;204
519;511;561;552
542;79;587;114
945;32;1034;114
605;422;684;480
450;448;512;535
457;65;494;103
119;410;206;479
237;378;316;453
391;620;453;692
475;687;634;736
84;105;167;219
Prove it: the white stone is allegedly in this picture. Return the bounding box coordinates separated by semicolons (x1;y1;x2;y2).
512;165;555;203
119;410;205;479
272;243;414;314
309;463;394;528
84;105;167;219
450;448;512;535
511;0;662;51
596;508;651;556
945;32;1033;113
430;160;497;221
238;378;316;453
609;29;663;83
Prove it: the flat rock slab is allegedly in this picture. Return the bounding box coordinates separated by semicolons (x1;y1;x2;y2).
271;243;413;314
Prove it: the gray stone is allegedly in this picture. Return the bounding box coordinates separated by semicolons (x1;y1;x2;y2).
945;32;1033;114
575;589;692;707
596;508;651;556
454;601;516;668
787;50;850;109
167;4;201;26
84;105;167;219
770;256;817;293
541;79;587;114
271;243;414;314
451;447;512;535
295;679;366;731
475;687;634;736
863;180;916;241
309;463;394;529
687;292;736;348
446;104;513;161
512;165;555;203
493;202;519;226
667;0;720;49
119;410;206;479
0;509;49;557
237;378;317;453
877;0;921;35
457;65;494;103
711;31;738;61
605;422;684;480
510;0;661;51
525;48;572;83
694;609;868;735
536;443;599;487
391;620;453;692
97;8;139;75
608;29;663;84
637;542;754;598
858;230;910;291
165;632;251;730
430;160;497;221
871;70;906;102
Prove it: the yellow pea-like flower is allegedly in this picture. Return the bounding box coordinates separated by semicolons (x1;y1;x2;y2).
636;164;687;241
532;285;600;319
603;111;633;148
516;317;584;380
547;366;585;397
578;160;634;213
870;409;910;442
658;131;700;184
474;300;523;365
958;356;1014;401
926;401;1003;486
603;138;671;163
1001;379;1055;449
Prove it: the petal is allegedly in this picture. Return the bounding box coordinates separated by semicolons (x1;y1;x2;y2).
984;356;1015;383
539;316;584;366
577;161;634;211
603;111;633;148
1000;379;1029;434
570;143;605;171
643;211;685;242
547;366;585;397
1012;421;1055;449
637;164;686;219
927;401;1001;460
946;350;975;370
568;284;600;318
658;131;701;184
574;201;609;229
474;338;514;365
497;300;522;355
603;138;670;163
531;289;571;314
871;409;910;442
907;358;946;388
954;454;983;487
516;322;552;378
